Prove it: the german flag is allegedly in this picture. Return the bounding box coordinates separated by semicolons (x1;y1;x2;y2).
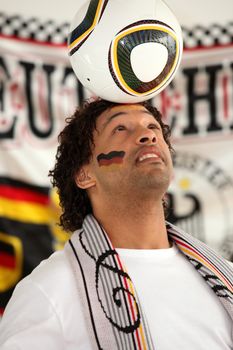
0;176;70;315
97;151;125;171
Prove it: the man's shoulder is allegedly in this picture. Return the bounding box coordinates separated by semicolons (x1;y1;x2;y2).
28;248;72;288
0;245;87;348
3;246;79;320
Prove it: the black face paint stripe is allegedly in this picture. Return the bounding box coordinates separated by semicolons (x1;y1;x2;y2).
97;151;125;162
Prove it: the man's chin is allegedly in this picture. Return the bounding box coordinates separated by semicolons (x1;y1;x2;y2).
131;174;170;192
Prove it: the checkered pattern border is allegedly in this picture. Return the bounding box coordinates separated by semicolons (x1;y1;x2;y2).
182;23;233;49
0;12;69;45
0;12;233;48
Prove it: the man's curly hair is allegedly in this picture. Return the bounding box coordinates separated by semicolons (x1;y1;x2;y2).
49;98;172;232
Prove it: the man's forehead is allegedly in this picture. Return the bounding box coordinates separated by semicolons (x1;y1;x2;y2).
97;104;156;129
102;104;150;117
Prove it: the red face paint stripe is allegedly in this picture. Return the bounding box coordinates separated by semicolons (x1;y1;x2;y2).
98;157;124;166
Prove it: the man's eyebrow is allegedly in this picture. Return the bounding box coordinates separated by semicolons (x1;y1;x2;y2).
101;109;159;131
101;111;128;130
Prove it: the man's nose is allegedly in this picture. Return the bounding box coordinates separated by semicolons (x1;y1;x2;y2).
136;128;157;145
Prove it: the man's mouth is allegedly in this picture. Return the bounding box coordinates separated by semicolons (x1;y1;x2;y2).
136;147;163;164
138;153;159;162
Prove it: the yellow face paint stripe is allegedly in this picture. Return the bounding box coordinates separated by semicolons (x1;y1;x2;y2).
98;164;123;172
112;24;180;96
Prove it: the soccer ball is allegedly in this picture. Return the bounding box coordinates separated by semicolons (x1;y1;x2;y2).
68;0;183;103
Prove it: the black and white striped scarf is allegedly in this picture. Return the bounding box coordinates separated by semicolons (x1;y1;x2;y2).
65;214;233;349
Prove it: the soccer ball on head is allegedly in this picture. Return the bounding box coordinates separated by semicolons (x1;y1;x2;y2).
68;0;183;103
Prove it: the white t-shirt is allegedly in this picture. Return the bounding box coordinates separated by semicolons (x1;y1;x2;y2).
0;244;232;349
117;244;233;349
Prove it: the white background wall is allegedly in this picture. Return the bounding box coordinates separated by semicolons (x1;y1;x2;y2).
1;0;233;27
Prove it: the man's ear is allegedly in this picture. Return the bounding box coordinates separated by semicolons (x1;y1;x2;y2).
75;166;96;189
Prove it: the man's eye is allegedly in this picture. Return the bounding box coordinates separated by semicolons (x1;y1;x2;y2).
114;125;126;132
148;123;162;131
148;123;159;130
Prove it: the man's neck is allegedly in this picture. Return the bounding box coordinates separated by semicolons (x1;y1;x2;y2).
92;198;170;250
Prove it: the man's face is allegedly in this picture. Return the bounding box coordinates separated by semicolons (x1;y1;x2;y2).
83;104;173;198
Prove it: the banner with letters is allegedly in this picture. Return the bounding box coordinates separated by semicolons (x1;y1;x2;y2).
0;12;233;313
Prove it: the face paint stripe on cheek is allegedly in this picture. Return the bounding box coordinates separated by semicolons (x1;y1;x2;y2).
97;151;125;167
98;157;124;166
99;164;123;172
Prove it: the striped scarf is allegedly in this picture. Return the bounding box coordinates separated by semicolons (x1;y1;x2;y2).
65;214;233;350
